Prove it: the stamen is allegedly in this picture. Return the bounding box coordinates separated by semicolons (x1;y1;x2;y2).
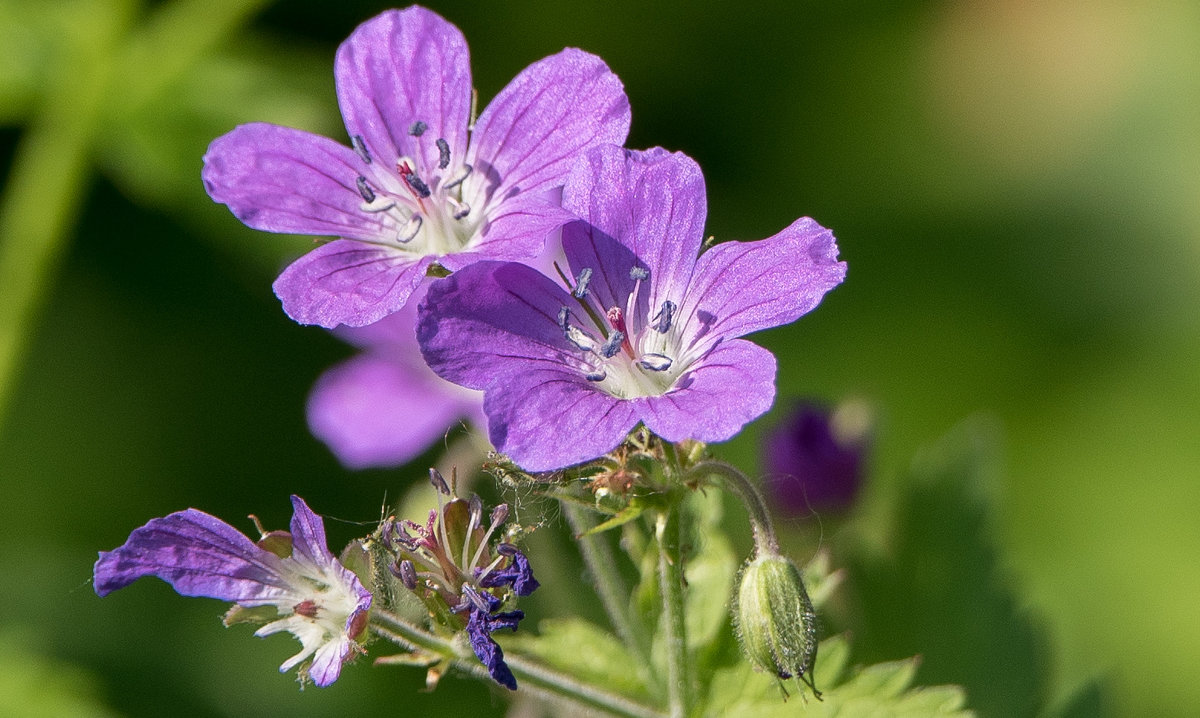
573;268;593;299
448;198;471;220
442;164;473;190
585;369;607;382
436;138;451;169
463;494;483;572
639;353;673;372
395;560;418;590
395;215;422;244
462;584;493;613
355;175;376;203
599;331;625;358
565;325;598;352
652;300;677;333
557;306;570;331
629;266;649;280
409;120;428;136
496;543;517;557
468;503;509;572
475;553;506;582
403;171;432;198
352;135;371;164
429;468;450;495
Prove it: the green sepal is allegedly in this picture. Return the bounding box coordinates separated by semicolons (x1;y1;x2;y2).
222;603;279;627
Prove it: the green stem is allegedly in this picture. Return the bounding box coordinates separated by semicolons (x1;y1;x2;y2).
370;609;665;718
0;0;133;428
656;507;691;718
563;503;656;688
687;460;779;557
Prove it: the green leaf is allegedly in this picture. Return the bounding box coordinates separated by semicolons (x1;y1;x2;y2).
840;419;1099;717
506;618;653;701
682;490;738;657
583;501;646;536
704;634;972;717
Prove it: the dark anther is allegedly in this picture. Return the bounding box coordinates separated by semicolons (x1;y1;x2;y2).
409;120;428;136
436;138;451;169
653;300;676;333
429;468;450;495
490;504;509;526
405;172;432;198
392;560;418;590
352;135;371;164
573;268;593;299
355;176;376;203
452;202;471;220
599;331;625;359
468;494;483;527
496;542;517;557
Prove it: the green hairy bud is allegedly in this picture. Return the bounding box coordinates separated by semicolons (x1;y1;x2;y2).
732;553;820;698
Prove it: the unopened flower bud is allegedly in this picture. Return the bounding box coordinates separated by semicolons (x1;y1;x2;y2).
732;553;820;697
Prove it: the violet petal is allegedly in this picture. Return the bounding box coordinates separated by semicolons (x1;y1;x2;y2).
563;145;705;311
678;217;845;345
334;7;471;174
637;339;777;444
468;48;630;202
272;240;435;328
306;353;476;469
483;367;640;472
202;123;384;241
418;261;578;390
93;509;291;602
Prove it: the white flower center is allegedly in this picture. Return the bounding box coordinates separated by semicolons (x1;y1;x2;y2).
559;266;695;399
351;126;485;257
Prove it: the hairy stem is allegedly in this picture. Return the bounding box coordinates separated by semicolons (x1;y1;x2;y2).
686;459;779;557
564;503;657;687
370;609;665;718
656;507;691;718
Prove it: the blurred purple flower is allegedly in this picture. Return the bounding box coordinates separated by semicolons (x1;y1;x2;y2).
203;6;630;328
762;402;869;514
307;282;484;469
418;145;846;471
94;496;371;687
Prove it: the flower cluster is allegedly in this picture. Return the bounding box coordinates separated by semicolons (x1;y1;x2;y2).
203;5;844;473
377;469;538;689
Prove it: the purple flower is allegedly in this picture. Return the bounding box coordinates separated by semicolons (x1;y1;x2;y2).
763;402;869;515
202;6;630;328
307;281;484;469
464;587;524;690
94;496;372;687
417;145;846;471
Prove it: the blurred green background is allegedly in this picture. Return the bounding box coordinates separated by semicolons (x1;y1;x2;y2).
1;0;1197;716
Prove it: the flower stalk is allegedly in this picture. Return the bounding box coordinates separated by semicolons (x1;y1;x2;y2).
370;608;666;718
687;459;780;557
656;505;691;718
564;503;656;687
